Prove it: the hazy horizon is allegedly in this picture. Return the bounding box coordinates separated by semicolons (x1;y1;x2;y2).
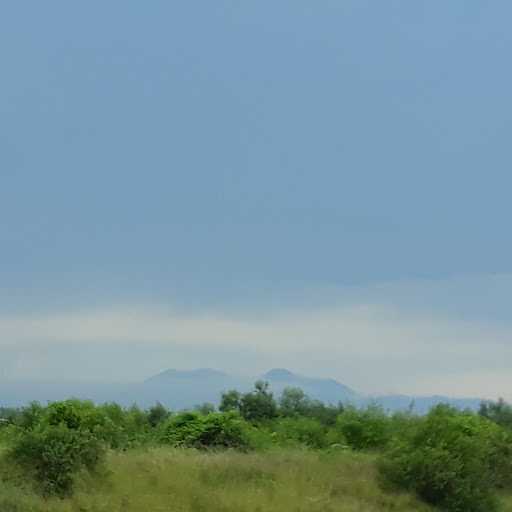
2;2;512;401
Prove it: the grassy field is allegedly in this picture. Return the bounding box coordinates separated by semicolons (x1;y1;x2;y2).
2;447;512;512
0;447;431;512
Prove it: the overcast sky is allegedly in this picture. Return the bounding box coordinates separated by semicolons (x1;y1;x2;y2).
1;1;512;399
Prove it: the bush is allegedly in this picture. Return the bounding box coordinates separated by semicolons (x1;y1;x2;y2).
8;424;105;497
160;412;203;447
199;412;249;449
379;405;510;512
47;401;83;429
479;398;512;430
272;417;329;449
41;400;151;449
239;381;278;422
148;402;170;428
337;405;391;450
16;402;44;430
160;412;250;450
278;388;344;426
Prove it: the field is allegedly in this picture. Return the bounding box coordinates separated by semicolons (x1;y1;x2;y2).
3;446;512;512
3;398;512;511
0;447;435;512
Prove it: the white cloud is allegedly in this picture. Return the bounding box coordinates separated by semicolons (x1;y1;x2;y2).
1;273;512;398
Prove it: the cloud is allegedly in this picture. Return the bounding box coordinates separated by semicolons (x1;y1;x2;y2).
1;275;512;399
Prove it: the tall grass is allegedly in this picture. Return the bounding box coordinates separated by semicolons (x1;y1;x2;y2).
0;447;436;512
4;447;512;511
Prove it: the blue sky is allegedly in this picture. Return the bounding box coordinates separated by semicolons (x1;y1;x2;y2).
1;2;512;397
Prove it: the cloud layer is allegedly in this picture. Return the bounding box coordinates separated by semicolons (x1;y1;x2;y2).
1;274;511;400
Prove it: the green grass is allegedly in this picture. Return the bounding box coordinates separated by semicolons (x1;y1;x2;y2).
1;446;512;512
0;447;433;512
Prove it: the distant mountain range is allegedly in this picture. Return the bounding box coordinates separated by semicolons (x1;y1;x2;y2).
0;368;482;413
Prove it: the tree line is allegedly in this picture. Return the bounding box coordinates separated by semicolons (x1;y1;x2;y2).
1;382;512;511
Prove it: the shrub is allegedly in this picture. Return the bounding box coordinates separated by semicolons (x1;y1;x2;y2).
479;398;512;430
199;412;249;449
160;412;250;449
16;402;44;430
242;424;275;451
486;426;512;489
272;417;328;449
239;381;278;422
148;402;170;428
219;390;242;413
160;412;203;447
40;400;151;449
279;387;311;417
8;423;105;497
278;388;344;426
379;405;509;512
42;400;126;449
337;405;391;450
47;401;82;429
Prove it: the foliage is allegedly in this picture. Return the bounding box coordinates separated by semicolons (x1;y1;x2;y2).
337;405;391;450
239;381;278;422
47;401;83;429
0;448;436;512
272;417;329;449
219;382;278;422
7;423;105;497
2;399;154;497
480;398;512;429
16;402;44;430
194;402;216;415
147;402;170;428
4;390;512;510
279;387;344;426
38;400;150;450
0;407;18;422
219;390;242;413
160;411;250;449
379;404;511;512
279;387;311;417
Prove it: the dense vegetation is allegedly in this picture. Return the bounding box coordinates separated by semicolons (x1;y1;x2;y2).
2;383;512;511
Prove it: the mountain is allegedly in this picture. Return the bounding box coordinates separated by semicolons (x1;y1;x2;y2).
0;368;483;413
145;368;231;385
262;368;359;404
137;368;247;409
122;368;483;413
136;367;360;409
369;394;482;415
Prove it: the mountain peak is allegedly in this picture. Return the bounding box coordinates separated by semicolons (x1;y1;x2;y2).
144;368;228;384
263;368;297;380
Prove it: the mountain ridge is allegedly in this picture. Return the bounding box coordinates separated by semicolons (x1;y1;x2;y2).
0;368;483;413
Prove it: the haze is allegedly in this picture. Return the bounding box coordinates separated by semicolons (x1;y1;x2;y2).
1;2;512;400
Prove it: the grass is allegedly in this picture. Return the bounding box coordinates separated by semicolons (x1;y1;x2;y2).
2;446;512;512
0;447;435;512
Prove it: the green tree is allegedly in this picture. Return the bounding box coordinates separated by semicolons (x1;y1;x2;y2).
379;405;510;512
219;389;242;413
9;423;105;497
239;381;277;422
16;401;44;430
337;405;390;450
479;398;512;429
279;387;310;417
148;402;170;427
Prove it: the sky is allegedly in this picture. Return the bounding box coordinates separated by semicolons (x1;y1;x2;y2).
1;1;512;399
